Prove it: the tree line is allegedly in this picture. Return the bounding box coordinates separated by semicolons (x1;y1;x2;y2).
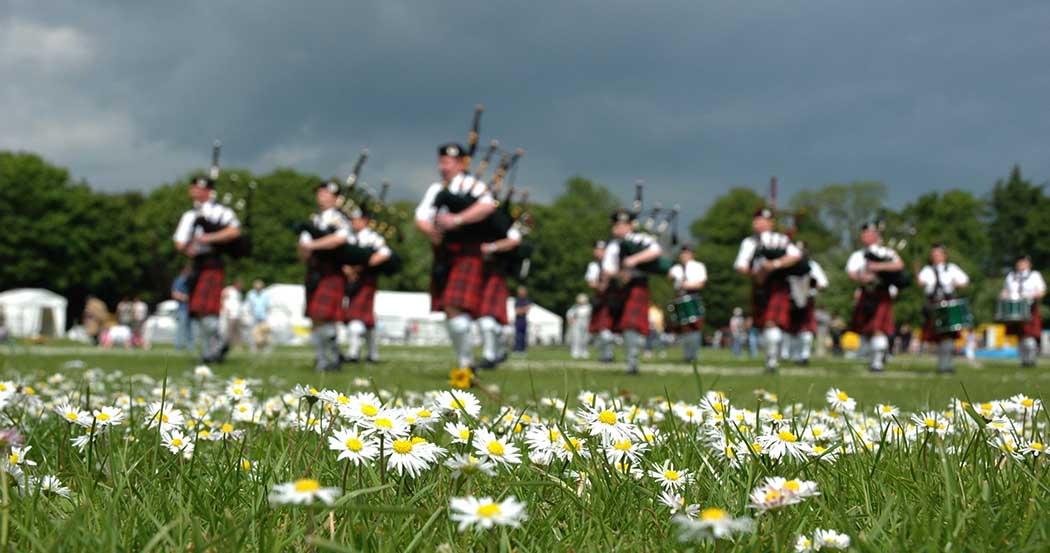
2;151;1046;330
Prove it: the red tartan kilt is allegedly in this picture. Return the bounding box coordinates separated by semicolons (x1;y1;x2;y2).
439;250;484;317
752;279;792;329
190;267;224;317
306;273;346;322
589;299;612;333
610;283;650;335
851;288;895;336
344;274;378;327
787;299;816;334
478;269;510;325
1006;303;1042;339
673;318;704;334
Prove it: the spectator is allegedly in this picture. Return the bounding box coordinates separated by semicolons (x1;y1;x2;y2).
116;298;135;338
246;279;272;352
729;307;745;357
172;267;194;351
513;286;531;355
132;296;149;348
220;278;245;355
566;294;592;359
82;296;110;346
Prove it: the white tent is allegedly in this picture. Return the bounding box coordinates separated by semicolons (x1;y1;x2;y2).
262;284;313;346
0;288;67;338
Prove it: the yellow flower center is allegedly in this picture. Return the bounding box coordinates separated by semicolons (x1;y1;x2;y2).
1022;399;1034;408
700;508;726;522
411;437;427;445
563;438;581;452
778;430;797;442
837;392;848;401
712;402;725;413
361;404;378;417
161;414;169;423
458;430;471;440
1031;442;1045;451
199;430;211;438
725;446;736;458
241;459;252;471
171;438;183;447
664;470;680;481
97;412;111;422
784;480;800;492
65;412;79;421
345;438;363;452
374;418;393;429
614;440;632;451
233;388;244;395
487;441;505;456
392;440;413;454
924;418;937;428
336;395;349;404
8;454;18;464
812;428;823;437
449;398;466;410
418;409;432;418
598;410;617;425
309;387;318;395
24;387;35;395
765;489;782;502
684;409;695;418
882;405;893;413
477;503;501;517
294;479;320;493
814;445;826;454
221;423;234;433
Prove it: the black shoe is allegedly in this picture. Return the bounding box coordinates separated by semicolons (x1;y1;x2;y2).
497;353;509;364
220;341;230;357
478;359;497;370
765;364;777;374
626;364;639;375
795;359;810;366
869;364;883;373
366;356;380;364
599;356;615;364
345;356;360;364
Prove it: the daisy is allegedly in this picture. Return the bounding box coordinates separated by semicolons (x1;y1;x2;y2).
443;453;497;479
7;446;36;468
340;392;384;421
145;402;185;430
162;429;195;458
444;421;473;444
328;426;380;466
604;437;649;465
795;534;815;552
386;438;436;478
91;406;125;428
673;509;752;542
1020;440;1046;457
449;496;527;532
193;365;213;379
436;390;482;419
317;389;353;409
553;435;591;462
1008;394;1041;413
363;410;410;439
825;388;856;413
910;411;950;436
748;477;820;511
809;445;839;464
649;460;693;492
658;491;700;518
36;475;72;498
672;403;705;425
812;528;851;549
578;404;635;442
875;403;899;419
268;478;341;506
472;429;522;467
756;429;812;461
232;401;257;423
53;402;90;426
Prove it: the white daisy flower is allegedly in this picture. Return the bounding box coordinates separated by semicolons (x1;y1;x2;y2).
443;453;497;479
91;405;124;428
577;404;636;442
604;437;649;465
673;509;752;542
53;402;90;426
36;475;72;498
436;390;482;419
386;438;436;478
449;496;527;532
268;478;341;506
649;460;693;492
875;403;899;419
756;429;812;461
812;528;851;549
748;477;820;511
910;411;951;436
363;410;410;439
553;435;591;462
795;534;815;552
825;388;856;413
444;421;474;444
658;491;699;518
7;446;36;468
193;365;213;379
145;402;185;430
328;426;380;466
472;429;522;467
1019;440;1046;457
162;429;195;458
340;392;384;421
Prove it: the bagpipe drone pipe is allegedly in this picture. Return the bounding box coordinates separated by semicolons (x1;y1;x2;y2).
193;140;254;259
618;181;676;276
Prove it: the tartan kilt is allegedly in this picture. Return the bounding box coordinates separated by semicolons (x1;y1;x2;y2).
609;280;650;335
306;270;346;322
589;296;612;333
435;243;484;316
752;278;792;329
673;317;704;334
189;258;224;317
344;273;378;328
851;288;895;336
478;267;510;325
787;298;817;334
1006;302;1042;339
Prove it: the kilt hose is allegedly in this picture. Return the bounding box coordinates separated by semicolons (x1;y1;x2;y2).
1006;302;1042;339
851;287;895;336
431;242;484;317
189;255;224;317
787;298;817;334
305;258;345;322
478;265;510;325
344;272;378;328
752;278;792;329
608;279;650;335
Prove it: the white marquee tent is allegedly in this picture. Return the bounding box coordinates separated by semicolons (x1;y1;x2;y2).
0;288;67;338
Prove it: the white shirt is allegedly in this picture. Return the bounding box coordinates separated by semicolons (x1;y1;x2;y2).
733;232;800;272
567;303;592;325
221;286;242;318
846;244;901;275
348;226;392;257
414;173;495;223
669;260;707;292
584;261;602;286
1004;270;1046;300
173;200;240;254
298;207;350;245
918;263;969;296
602;233;661;275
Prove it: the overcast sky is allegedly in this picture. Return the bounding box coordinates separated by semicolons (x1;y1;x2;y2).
3;1;1049;223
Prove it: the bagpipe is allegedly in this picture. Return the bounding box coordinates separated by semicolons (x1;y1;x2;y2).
194;140;254;259
862;218;914;290
617;180;676;276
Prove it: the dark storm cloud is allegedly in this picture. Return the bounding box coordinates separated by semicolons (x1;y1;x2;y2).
4;0;1049;224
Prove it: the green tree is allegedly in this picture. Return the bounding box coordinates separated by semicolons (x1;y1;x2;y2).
791;181;888;250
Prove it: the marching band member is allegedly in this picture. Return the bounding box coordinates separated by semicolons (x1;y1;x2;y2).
298;181;351;372
586;240;614;363
476;227;523;369
1001;254;1046;367
173;174;242;364
918;244;969;373
846;222;904;372
667;243;707;363
342;203;392;364
786;241;828;366
415;143;496;369
602;208;662;374
567;293;592;359
733;207;802;373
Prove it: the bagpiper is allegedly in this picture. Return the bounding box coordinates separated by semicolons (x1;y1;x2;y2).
846;221;905;372
415;143;497;369
733;207;803;373
342;203;393;364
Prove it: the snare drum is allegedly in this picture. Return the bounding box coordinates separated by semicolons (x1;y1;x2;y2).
667;294;704;328
995;298;1032;322
933;298;972;334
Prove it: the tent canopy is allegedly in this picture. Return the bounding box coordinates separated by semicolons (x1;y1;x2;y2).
0;288;68;338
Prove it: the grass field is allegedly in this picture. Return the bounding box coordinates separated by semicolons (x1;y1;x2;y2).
0;343;1047;551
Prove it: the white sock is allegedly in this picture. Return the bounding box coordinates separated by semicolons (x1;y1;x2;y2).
448;314;474;367
871;334;889;369
479;316;499;362
1023;337;1038;364
367;328;378;360
201;316;221;358
763;326;782;368
624;331;642;368
938;339;954;371
599;329;615;359
682;331;701;361
799;331;813;361
347;320;365;359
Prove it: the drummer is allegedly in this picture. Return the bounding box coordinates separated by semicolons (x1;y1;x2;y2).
917;244;969;373
1001;254;1046;367
667;243;707;363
